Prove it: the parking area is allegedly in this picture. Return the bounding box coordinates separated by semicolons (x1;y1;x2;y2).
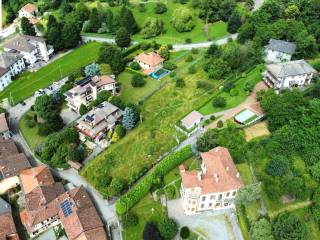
167;199;242;240
60;107;80;125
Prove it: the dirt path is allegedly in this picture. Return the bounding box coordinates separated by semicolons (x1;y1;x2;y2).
269;200;312;218
206;81;268;129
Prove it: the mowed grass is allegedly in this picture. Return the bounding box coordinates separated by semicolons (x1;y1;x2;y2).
81;50;217;191
117;71;161;103
198;65;264;115
19;111;46;150
122;194;166;240
84;1;229;44
0;42;101;105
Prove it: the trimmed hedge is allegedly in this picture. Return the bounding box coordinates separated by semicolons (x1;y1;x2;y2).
123;43;141;56
116;145;193;215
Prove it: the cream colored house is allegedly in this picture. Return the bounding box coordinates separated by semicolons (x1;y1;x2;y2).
179;147;243;215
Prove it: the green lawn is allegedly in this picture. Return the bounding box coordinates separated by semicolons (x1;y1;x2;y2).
236;163;253;185
19;111;46;150
117;71;162;104
83;1;229;44
122;194;166;240
81;49;217;193
198;65;264;115
0;42;101;105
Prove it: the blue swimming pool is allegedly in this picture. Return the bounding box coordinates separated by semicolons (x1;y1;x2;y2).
150;68;169;79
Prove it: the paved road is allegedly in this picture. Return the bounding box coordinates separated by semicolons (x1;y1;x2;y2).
81;33;238;51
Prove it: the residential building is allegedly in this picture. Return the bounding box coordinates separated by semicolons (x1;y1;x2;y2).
180;111;204;130
0;197;20;240
20;166;108;240
179;147;243;215
76;101;123;143
263;59;317;91
58;187;107;240
0;139;31;194
0;52;26;77
264;39;296;63
19;166;65;237
18;3;38;19
0;113;10;139
64;75;117;113
3;35;54;65
0;68;12;92
134;52;165;75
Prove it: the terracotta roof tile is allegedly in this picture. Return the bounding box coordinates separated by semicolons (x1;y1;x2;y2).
180;147;243;194
21;3;37;13
92;75;115;87
0;153;31;179
135;52;165;67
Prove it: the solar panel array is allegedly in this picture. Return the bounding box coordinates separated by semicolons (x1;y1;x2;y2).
60;200;73;217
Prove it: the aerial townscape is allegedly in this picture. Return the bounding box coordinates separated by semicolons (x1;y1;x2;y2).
0;0;319;240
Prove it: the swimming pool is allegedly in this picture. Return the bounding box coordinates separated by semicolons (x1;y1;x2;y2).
150;68;169;79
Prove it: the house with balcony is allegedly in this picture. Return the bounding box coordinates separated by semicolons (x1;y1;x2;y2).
264;39;296;63
179;147;243;215
3;35;54;66
76;101;123;143
64;75;117;113
263;60;317;92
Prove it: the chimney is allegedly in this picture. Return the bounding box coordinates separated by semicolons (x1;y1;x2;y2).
226;166;230;171
215;176;219;183
197;172;202;181
236;172;240;178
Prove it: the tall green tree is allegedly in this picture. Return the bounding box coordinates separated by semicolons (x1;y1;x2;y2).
115;27;131;48
21;17;36;36
62;21;81;49
227;11;242;33
119;7;139;34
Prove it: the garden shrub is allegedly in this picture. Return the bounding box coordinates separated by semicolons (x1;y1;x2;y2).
121;211;139;228
138;3;146;12
165;185;176;199
217;120;224;128
122;44;141;56
188;66;196;74
130;61;141;70
230;89;239;96
131;74;146;87
175;78;185;88
116;145;193;215
154;2;167;14
196;80;213;90
159;218;178;240
212;97;226;108
180;226;190;239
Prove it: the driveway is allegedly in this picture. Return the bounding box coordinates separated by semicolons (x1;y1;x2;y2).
167;199;243;240
60;108;80;125
206;81;268;129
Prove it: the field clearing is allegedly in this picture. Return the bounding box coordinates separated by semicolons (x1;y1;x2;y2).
0;42;101;105
244;121;270;141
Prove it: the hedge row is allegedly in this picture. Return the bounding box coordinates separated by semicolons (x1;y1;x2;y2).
123;43;141;57
115;145;193;215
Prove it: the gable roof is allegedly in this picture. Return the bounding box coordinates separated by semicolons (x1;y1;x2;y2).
135;52;165;67
266;60;317;78
20;165;55;194
0;197;19;240
0;52;23;69
0;153;31;180
266;39;296;55
0;113;9;133
58;187;107;240
4;35;45;53
181;111;203;128
180;147;243;194
0;139;18;158
20;3;37;13
92;75;116;87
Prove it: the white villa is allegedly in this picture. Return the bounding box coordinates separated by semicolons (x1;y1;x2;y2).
134;52;165;75
76;101;123;143
179;147;243;215
3;35;54;66
0;68;12;92
263;60;317;91
265;39;296;63
180;111;204;130
64;75;117;113
18;3;38;19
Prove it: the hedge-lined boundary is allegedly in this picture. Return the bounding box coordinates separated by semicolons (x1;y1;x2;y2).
115;145;193;215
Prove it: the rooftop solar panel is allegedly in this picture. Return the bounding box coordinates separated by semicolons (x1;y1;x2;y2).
60;200;73;217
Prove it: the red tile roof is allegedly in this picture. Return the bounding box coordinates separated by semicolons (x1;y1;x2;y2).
92;75;115;88
21;3;37;13
135;52;165;67
180;147;243;194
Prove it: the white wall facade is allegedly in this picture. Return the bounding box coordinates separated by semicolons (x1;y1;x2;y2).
265;49;292;63
18;10;35;19
0;71;12;92
9;58;26;76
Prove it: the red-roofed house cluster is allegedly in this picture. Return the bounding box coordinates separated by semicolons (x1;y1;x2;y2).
19;165;108;239
179;147;243;215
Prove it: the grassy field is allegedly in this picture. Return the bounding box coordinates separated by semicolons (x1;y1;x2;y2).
117;71;162;103
198;65;264;115
244;121;270;141
122;194;166;240
19;111;46;150
81;49;219;192
83;0;229;44
0;42;101;105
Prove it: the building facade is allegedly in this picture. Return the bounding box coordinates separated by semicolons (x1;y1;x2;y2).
179;147;243;215
64;75;117;113
134;52;165;75
263;60;317;91
18;3;38;19
264;39;296;63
